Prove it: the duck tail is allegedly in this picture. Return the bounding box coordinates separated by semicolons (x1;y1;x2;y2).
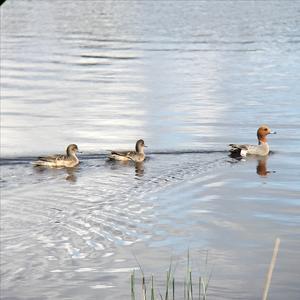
228;144;243;158
32;160;47;167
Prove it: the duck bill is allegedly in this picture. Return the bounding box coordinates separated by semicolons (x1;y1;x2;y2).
270;131;277;134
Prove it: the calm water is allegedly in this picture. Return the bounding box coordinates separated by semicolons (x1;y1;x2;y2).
1;1;300;299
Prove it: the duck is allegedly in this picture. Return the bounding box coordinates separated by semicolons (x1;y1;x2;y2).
108;139;147;162
33;144;80;168
229;125;276;157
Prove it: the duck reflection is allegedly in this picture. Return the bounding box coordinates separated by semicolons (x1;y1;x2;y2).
256;157;267;176
229;154;275;177
135;162;145;177
33;165;78;182
256;156;275;177
65;167;77;182
106;160;145;177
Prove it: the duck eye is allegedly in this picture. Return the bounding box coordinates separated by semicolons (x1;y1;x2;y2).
264;128;268;131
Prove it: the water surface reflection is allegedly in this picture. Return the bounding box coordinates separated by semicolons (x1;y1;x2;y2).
256;156;276;177
33;165;79;182
229;154;276;177
1;0;300;299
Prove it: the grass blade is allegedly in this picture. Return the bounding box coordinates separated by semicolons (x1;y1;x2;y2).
142;276;146;300
189;270;193;300
151;275;155;300
198;277;201;300
262;238;281;300
131;271;135;300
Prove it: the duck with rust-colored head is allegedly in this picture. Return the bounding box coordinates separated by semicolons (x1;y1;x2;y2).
229;125;276;157
108;139;147;162
33;144;80;168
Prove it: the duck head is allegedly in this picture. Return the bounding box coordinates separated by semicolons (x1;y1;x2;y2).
135;139;147;153
66;144;79;156
257;125;276;144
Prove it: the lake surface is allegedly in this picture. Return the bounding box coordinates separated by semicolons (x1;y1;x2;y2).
1;1;300;299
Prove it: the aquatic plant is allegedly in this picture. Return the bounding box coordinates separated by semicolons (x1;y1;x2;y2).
131;238;281;300
130;250;212;300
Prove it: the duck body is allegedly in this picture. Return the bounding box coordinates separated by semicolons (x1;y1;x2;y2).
33;144;80;168
109;150;145;162
108;139;146;162
229;142;269;157
229;125;276;157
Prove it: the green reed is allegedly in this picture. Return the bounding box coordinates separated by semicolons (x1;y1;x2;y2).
130;251;211;300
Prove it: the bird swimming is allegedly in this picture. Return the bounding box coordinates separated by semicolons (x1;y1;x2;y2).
108;139;147;162
229;125;276;157
33;144;80;168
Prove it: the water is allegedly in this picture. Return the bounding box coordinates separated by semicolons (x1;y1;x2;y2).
1;0;300;299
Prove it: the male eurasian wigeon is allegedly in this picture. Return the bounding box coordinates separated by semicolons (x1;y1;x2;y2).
229;125;276;157
108;139;147;162
33;144;80;168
